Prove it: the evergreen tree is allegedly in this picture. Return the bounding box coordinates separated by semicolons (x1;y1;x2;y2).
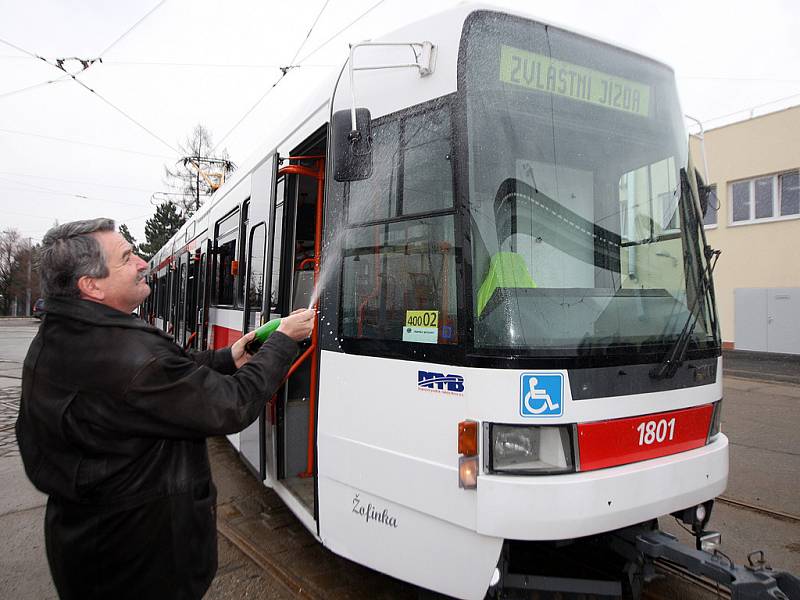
118;224;139;255
139;203;185;261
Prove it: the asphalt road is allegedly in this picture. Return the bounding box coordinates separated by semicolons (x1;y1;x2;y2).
1;318;798;599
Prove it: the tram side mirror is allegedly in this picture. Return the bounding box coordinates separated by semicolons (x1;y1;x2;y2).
332;108;373;182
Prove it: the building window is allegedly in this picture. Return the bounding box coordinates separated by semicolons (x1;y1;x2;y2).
780;171;800;216
731;181;750;222
729;170;800;225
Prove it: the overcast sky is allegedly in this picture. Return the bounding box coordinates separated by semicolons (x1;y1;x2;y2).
2;0;798;244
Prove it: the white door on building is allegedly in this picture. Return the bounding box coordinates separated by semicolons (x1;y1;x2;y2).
735;288;799;354
767;288;800;354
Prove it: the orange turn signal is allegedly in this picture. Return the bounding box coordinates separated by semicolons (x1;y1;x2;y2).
458;420;478;456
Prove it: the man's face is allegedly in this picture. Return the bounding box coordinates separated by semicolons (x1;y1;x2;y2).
91;231;151;314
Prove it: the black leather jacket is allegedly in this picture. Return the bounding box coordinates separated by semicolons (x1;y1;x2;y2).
16;297;298;599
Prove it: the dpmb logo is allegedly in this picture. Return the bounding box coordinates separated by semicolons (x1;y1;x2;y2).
418;370;465;394
520;373;564;417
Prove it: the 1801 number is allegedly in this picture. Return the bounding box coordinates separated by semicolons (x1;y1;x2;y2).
636;418;676;446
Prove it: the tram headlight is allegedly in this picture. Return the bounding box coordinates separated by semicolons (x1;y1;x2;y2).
487;424;575;474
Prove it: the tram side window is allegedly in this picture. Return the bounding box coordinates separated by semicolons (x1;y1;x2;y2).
156;275;166;318
213;209;239;306
246;224;267;330
347;106;454;224
341;102;458;344
401;108;453;215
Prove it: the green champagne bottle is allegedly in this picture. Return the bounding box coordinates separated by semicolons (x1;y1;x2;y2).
244;317;281;354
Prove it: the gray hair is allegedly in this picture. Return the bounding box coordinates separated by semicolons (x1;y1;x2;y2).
40;218;116;298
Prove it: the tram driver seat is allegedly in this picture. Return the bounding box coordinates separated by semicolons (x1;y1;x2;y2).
476;251;537;317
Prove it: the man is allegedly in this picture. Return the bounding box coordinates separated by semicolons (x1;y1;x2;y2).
15;218;315;599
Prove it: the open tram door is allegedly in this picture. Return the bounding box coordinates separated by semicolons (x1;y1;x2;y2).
197;240;212;350
261;131;327;523
175;251;190;347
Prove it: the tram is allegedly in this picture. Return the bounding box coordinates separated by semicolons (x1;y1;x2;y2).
141;4;736;598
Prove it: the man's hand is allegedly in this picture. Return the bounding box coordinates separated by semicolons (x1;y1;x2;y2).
278;308;316;341
231;330;257;369
230;309;316;369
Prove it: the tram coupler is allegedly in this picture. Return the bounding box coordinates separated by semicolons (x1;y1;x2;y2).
626;526;800;600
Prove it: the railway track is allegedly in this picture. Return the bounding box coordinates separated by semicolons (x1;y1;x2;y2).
717;496;800;524
216;494;798;600
647;559;731;600
644;496;800;600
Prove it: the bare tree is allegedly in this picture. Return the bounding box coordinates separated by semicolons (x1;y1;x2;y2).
162;124;235;217
0;229;39;315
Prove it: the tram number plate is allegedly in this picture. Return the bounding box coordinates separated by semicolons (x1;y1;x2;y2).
577;404;714;471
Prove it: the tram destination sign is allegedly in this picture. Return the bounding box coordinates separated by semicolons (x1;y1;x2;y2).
499;44;651;118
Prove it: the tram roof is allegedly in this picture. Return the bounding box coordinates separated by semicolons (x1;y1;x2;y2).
149;2;675;269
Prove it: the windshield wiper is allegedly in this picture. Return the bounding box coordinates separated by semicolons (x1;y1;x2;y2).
650;170;721;380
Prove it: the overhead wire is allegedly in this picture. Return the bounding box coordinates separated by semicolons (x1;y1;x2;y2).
0;208;66;221
211;0;334;153
0;127;172;158
0;3;177;155
0;75;71;100
102;60;336;69
210;75;285;153
296;0;389;64
288;0;332;67
0;171;155;193
698;91;800;127
0;183;146;208
0;35;45;62
69;77;179;153
212;0;386;153
97;1;166;57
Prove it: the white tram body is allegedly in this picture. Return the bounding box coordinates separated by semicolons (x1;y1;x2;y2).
143;5;727;598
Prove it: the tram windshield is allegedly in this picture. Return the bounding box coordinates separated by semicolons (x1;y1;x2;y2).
463;12;718;356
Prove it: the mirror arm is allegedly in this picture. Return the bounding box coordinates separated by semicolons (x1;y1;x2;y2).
347;41;436;133
685;114;710;182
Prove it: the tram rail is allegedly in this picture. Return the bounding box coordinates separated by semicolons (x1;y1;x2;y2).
217;518;318;599
648;560;731;600
717;496;800;524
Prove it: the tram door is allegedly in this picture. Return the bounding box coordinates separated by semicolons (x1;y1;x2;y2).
240;221;268;477
263;173;288;485
166;266;176;334
184;250;199;349
176;253;189;346
197;241;212;350
240;159;277;480
267;150;323;513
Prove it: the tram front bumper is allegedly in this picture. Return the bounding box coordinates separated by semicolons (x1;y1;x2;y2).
476;433;728;540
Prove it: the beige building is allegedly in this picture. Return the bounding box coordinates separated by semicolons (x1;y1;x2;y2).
689;105;800;354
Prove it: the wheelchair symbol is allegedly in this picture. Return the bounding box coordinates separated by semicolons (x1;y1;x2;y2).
520;374;563;417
